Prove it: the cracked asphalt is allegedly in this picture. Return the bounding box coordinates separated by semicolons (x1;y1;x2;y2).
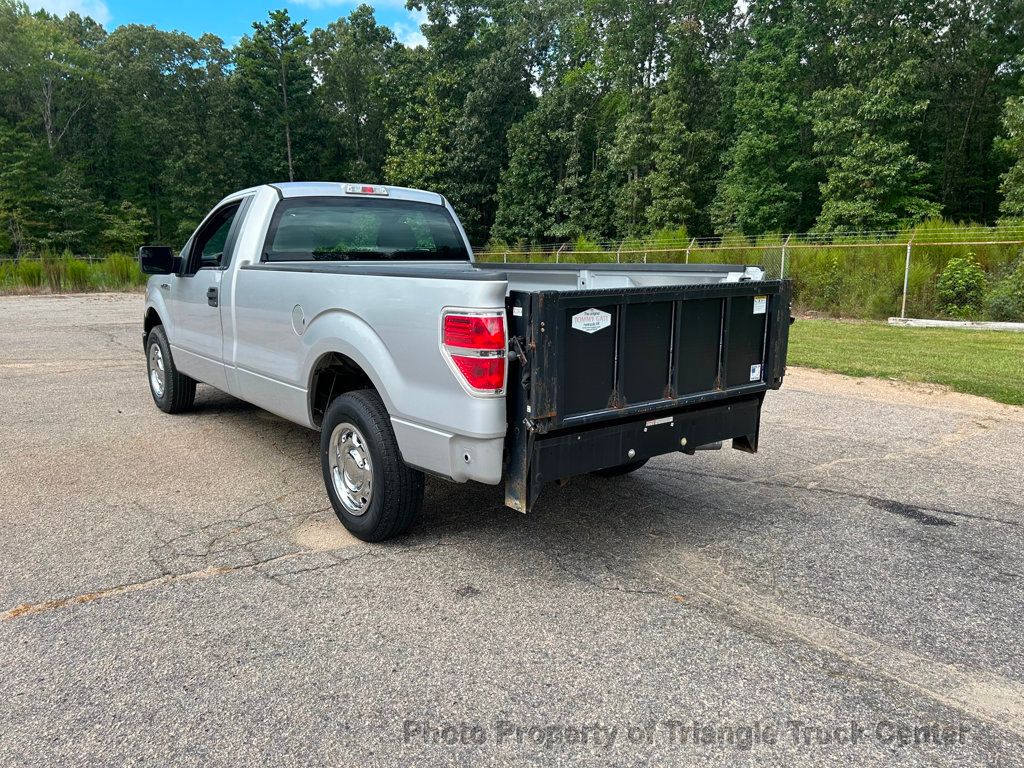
2;293;1023;767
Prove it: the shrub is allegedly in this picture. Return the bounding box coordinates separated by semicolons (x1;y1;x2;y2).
101;252;142;287
822;253;844;315
65;258;92;291
570;235;603;260
41;253;64;292
985;261;1024;322
936;254;986;318
17;258;43;287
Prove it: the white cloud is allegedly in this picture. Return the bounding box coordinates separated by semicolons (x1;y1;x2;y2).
393;6;427;48
25;0;111;25
289;0;429;48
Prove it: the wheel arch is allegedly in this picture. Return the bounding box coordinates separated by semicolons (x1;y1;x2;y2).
300;308;404;430
307;350;380;429
143;307;164;351
144;307;163;334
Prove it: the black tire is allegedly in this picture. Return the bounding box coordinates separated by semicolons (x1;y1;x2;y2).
320;389;424;542
594;458;649;477
145;325;196;414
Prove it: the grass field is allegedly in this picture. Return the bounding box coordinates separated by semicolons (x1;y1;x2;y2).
788;319;1024;406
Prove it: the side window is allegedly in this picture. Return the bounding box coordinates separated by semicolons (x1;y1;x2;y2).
187;203;240;273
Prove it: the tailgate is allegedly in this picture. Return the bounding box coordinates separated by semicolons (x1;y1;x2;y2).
504;280;792;510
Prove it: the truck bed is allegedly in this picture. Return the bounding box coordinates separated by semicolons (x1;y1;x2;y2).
242;257;791;512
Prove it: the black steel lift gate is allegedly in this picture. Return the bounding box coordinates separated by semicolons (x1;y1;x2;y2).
504;279;793;512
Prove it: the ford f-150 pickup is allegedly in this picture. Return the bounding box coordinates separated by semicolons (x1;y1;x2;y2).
140;182;792;541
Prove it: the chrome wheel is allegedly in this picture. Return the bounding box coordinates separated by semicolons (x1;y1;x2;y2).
329;422;373;515
148;343;165;398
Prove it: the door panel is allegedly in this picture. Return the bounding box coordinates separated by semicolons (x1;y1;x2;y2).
169;268;227;389
166;199;248;390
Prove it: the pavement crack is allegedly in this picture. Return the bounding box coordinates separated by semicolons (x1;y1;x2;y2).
1;546;366;622
1;566;233;621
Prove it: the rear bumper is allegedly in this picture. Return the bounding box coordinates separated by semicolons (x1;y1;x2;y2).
505;393;763;512
391;417;504;485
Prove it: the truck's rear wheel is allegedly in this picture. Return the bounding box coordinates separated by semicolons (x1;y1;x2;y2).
146;325;196;413
320;389;424;542
594;459;648;477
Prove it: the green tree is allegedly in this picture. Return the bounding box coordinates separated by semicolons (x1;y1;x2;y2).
101;201;152;252
998;91;1024;219
311;5;397;182
384;67;459;191
646;4;731;235
0;124;52;254
811;63;942;231
809;1;940;231
445;47;534;241
235;10;313;182
919;0;1024;222
491;104;560;244
712;0;817;234
39;165;102;251
13;6;98;152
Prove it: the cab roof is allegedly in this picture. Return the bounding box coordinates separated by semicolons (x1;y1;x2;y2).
259;182;445;206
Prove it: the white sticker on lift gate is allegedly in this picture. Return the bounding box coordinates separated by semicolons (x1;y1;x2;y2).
571;308;612;334
750;364;763;381
753;295;768;315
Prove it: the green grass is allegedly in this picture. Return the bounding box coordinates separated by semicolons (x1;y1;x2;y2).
788;319;1024;406
0;253;146;293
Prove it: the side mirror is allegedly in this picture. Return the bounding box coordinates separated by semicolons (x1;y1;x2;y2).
138;245;181;275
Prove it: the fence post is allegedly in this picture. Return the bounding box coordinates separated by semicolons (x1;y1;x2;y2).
616;243;621;264
781;233;791;278
900;237;914;319
503;250;508;264
685;237;695;264
556;243;566;264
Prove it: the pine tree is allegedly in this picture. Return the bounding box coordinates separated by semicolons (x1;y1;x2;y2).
235;10;313;183
812;62;941;231
712;0;814;234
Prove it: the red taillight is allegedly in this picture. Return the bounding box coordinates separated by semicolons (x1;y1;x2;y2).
443;314;505;350
450;355;505;390
442;312;507;394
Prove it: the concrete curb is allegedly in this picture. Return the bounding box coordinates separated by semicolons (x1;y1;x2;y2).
888;317;1024;333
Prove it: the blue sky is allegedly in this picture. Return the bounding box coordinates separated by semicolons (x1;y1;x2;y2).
25;0;428;47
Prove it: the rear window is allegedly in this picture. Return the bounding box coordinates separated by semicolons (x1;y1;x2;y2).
263;197;469;262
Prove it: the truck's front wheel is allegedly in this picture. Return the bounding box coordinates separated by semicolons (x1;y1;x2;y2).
320;390;424;542
146;325;196;414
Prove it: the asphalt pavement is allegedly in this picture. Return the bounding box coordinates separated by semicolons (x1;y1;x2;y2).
1;293;1022;767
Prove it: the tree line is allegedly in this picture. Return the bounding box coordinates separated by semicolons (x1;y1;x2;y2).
1;0;1023;257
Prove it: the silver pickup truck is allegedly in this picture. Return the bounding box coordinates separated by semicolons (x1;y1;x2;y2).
140;183;792;541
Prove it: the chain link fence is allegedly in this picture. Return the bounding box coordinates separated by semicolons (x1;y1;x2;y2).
3;225;1023;320
475;225;1024;321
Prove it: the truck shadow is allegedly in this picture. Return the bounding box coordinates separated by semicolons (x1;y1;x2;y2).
413;457;765;591
189;386;263;415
